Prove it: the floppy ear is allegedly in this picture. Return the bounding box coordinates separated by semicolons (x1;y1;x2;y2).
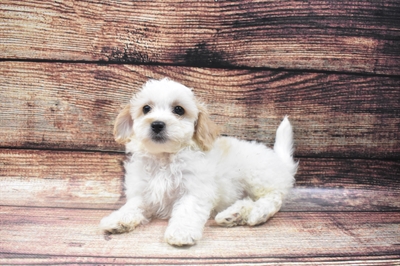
193;103;220;151
113;104;134;144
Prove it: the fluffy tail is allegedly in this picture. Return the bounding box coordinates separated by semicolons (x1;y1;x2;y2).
273;116;298;176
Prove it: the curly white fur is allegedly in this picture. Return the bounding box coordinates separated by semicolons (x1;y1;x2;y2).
100;78;297;246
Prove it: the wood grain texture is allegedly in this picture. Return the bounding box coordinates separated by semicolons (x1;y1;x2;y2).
0;149;124;209
1;61;399;158
1;1;399;264
1;0;399;74
0;207;399;264
2;256;400;266
1;149;399;211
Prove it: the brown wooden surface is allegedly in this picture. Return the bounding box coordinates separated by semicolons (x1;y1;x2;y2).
1;149;399;211
1;61;399;158
1;0;399;264
0;206;399;264
1;1;399;75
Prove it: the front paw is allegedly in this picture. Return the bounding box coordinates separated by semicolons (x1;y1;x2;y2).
100;210;146;234
164;225;202;246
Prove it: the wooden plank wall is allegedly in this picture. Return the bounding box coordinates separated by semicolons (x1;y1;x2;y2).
0;0;399;264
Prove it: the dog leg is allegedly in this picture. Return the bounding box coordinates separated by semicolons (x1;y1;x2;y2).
164;195;212;246
100;197;148;233
246;191;284;226
215;197;253;227
215;191;284;227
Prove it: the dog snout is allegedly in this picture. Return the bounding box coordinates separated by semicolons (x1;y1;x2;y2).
151;121;166;134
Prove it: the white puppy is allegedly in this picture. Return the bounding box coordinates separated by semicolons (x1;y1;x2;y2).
100;78;297;246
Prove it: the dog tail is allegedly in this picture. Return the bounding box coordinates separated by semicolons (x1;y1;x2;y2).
273;116;298;176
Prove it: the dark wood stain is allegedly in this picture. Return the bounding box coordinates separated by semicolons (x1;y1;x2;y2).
1;0;399;74
176;42;232;68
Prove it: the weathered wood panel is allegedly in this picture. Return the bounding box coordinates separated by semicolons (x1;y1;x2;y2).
0;207;399;263
2;256;400;266
1;0;398;264
1;149;399;211
1;62;399;158
1;1;399;74
0;149;124;209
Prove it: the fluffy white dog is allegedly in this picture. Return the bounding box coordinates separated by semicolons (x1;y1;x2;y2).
100;78;297;246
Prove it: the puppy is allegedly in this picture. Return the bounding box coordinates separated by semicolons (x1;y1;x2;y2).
100;78;297;246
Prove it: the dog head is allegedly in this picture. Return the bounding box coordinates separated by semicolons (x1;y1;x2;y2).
113;78;219;154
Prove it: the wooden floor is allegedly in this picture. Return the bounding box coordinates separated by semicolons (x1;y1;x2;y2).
1;0;399;264
1;207;399;264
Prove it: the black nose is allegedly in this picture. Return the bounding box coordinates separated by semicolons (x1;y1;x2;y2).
151;121;165;134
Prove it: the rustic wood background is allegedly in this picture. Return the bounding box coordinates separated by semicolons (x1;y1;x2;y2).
0;0;399;264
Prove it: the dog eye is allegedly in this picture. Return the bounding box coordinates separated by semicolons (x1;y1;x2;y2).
173;106;185;116
143;105;151;114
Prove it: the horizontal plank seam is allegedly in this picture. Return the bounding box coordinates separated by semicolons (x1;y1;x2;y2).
294;155;400;162
0;146;124;155
1;58;399;78
0;204;118;211
0;252;398;262
1;205;399;213
1;147;399;161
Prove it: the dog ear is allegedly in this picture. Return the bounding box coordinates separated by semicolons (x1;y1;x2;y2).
193;103;220;151
113;104;134;144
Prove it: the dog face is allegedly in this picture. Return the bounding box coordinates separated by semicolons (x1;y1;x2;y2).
114;78;219;153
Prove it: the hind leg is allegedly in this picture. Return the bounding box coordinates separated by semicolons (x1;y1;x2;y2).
215;197;253;227
246;191;284;226
215;191;285;227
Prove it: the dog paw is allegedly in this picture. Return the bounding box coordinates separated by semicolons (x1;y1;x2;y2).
164;226;201;246
215;211;244;227
100;210;145;234
246;212;269;226
246;206;276;226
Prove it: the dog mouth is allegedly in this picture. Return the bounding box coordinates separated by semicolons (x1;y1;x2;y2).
151;133;167;143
